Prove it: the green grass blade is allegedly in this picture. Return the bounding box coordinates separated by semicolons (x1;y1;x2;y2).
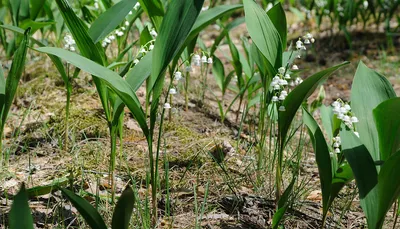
60;188;108;229
26;177;69;197
9;184;34;229
111;186;135;229
2;28;29;130
35;47;149;138
279;61;349;150
244;0;282;69
267;3;287;50
1;24;70;105
351;61;396;162
89;0;138;43
302;107;332;216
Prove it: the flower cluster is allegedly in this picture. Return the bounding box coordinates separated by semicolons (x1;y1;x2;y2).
94;0;99;9
64;34;76;52
271;67;291;111
192;54;212;66
296;33;315;51
332;101;358;126
129;2;140;15
132;40;155;65
332;100;359;137
332;136;341;154
102;21;130;47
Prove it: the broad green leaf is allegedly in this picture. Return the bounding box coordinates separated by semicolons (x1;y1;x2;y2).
267;3;287;50
111;186;135;229
330;163;353;206
139;27;152;47
272;204;288;229
373;98;400;161
190;5;242;41
250;41;274;79
137;0;164;31
351;61;396;162
212;56;225;93
126;51;152;92
341;125;378;198
9;184;34;229
19;0;30;20
274;177;296;229
55;0;109;120
30;0;46;20
36;47;149;138
61;188;107;229
19;19;55;34
277;177;296;209
302;107;332;216
341;126;379;228
227;35;243;88
210;17;245;55
89;0;138;43
150;0;204;113
244;0;282;69
55;0;104;64
10;0;21;25
320;105;333;141
1;28;29;131
0;64;4;95
375;150;400;229
279;62;349;150
174;4;243;67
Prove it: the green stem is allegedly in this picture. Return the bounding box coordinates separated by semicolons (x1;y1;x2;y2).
109;124;118;203
0;129;3;165
185;71;190;111
200;64;209;105
169;94;172;122
64;63;71;151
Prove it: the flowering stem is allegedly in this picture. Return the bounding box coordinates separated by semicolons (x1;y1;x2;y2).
200;64;209;105
0;129;3;165
169;94;172;121
185;71;190;111
108;123;118;203
64;62;71;151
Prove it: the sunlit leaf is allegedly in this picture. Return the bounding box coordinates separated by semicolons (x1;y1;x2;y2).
89;0;138;43
9;184;34;229
61;188;107;229
373;98;400;161
111;186;135;229
351;61;396;161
